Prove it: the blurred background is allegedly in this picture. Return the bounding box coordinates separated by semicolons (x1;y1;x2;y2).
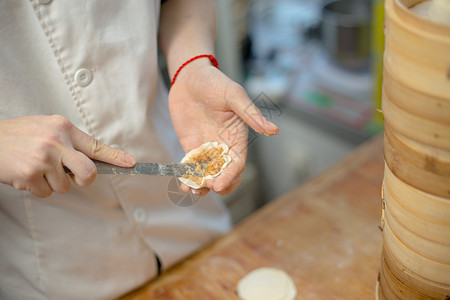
196;0;384;223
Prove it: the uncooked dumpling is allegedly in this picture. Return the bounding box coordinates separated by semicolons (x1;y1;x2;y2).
237;267;297;300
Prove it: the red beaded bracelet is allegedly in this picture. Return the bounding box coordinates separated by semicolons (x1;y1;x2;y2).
170;54;219;87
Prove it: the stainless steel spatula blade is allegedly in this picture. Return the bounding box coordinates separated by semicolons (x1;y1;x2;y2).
64;161;200;177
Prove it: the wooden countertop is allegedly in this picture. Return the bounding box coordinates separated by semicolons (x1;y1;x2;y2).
121;135;384;300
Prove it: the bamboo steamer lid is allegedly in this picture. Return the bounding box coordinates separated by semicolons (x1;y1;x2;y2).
382;89;450;151
384;0;450;100
383;124;450;197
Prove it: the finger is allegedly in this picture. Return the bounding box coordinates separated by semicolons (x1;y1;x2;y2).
70;126;136;167
179;182;191;193
13;166;53;197
44;162;71;194
62;150;97;187
29;176;53;198
214;175;242;196
218;120;250;157
225;83;279;136
192;187;210;197
179;181;209;196
210;155;245;194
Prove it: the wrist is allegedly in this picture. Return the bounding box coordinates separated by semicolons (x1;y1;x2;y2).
170;54;219;87
164;40;215;79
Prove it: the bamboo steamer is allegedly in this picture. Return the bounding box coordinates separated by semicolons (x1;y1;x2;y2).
381;227;450;297
379;166;450;298
383;0;450;100
383;167;450;264
384;164;450;232
382;69;450;126
382;217;450;287
379;0;450;298
379;167;450;298
383;124;450;198
382;89;450;151
380;253;436;300
380;246;450;299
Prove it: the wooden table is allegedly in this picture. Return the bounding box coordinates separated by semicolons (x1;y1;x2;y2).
121;136;384;300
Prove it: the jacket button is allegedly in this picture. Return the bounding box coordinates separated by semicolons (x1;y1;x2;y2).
38;0;53;4
133;207;146;224
74;68;93;87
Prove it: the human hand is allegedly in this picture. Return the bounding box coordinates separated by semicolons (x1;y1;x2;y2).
0;115;136;197
169;61;279;196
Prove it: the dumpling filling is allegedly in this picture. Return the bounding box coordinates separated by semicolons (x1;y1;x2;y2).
178;142;231;189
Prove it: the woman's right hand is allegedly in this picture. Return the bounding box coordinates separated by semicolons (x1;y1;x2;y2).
0;115;136;198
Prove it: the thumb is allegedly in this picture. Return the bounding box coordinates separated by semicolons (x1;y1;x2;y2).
225;83;279;136
71;126;136;167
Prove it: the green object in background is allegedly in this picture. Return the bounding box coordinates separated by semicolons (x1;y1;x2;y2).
303;91;332;108
365;118;384;135
370;0;385;130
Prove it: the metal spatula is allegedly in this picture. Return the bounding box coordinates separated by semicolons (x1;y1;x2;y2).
64;160;201;177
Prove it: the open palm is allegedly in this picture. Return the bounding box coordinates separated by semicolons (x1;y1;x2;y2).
169;64;279;196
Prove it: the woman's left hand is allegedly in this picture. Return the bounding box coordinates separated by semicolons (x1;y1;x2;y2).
169;60;279;196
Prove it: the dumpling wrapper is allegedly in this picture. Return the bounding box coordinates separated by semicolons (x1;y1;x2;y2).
237;267;297;300
178;142;231;189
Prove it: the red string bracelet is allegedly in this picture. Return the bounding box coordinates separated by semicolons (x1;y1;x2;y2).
170;54;219;87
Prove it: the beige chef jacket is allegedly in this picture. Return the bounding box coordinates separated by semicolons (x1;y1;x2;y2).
0;1;231;299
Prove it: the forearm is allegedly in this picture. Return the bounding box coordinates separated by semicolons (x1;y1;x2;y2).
158;0;217;79
160;1;279;196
